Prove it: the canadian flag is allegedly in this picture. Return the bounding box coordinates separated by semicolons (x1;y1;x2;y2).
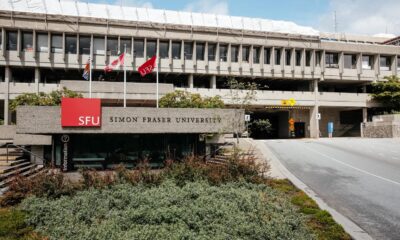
138;56;156;77
104;53;125;72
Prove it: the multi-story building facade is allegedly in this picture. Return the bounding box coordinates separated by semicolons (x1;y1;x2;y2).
0;1;399;139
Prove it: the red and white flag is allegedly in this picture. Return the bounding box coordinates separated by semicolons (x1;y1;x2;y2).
138;56;156;77
104;53;125;72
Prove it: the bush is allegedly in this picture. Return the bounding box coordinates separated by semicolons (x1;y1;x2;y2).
159;90;224;108
21;180;314;240
0;208;44;240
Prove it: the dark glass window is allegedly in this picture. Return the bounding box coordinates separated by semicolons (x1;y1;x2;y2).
397;57;400;70
172;41;181;59
51;34;63;53
264;48;271;64
315;51;321;67
93;37;105;55
380;56;391;70
159;41;169;59
344;54;357;69
325;52;339;68
274;48;281;65
120;38;132;55
253;47;260;64
134;39;144;58
362;55;373;70
285;49;292;66
65;35;77;54
22;32;33;52
146;40;156;59
6;31;17;51
305;51;311;66
242;46;249;62
196;42;205;61
208;43;216;61
36;33;48;52
295;50;301;66
184;42;193;60
219;44;228;62
107;37;118;55
79;35;90;55
231;45;239;62
11;67;34;83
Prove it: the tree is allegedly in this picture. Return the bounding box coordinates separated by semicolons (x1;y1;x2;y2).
371;75;400;112
159;90;224;108
9;87;82;112
248;119;273;139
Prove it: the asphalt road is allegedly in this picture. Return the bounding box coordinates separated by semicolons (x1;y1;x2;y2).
261;138;400;240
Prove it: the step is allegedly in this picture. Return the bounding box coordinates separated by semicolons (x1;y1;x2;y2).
0;148;24;155
0;164;38;181
0;155;23;161
0;165;43;189
0;159;28;166
0;161;31;174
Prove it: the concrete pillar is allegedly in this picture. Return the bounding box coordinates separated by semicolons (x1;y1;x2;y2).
4;66;10;125
188;74;194;88
34;67;40;93
310;79;319;138
210;75;216;89
362;108;368;123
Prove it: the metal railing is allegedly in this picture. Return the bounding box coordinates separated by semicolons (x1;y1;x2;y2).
4;144;45;164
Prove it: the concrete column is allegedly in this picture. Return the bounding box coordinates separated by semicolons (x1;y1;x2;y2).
210;75;216;89
309;79;319;138
34;67;40;93
362;108;368;123
188;74;194;88
4;66;10;125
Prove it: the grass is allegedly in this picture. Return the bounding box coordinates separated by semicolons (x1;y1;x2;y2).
0;208;44;240
268;179;351;240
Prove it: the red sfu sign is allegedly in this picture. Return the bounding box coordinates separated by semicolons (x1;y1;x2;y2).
61;98;101;127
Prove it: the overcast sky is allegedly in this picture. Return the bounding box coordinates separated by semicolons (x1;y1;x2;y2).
85;0;400;36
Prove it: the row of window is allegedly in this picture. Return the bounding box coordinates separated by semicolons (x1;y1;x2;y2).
0;30;397;70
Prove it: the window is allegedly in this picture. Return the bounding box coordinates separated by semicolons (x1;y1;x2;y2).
305;51;311;66
295;50;301;66
208;43;216;61
231;45;239;62
36;33;48;52
120;38;132;55
22;32;33;52
315;51;321;67
344;54;357;69
11;67;34;83
242;46;249;62
362;55;373;70
397;57;400;71
219;44;228;62
184;42;193;60
79;35;90;55
380;56;391;71
107;37;118;55
0;31;2;50
264;48;271;64
196;42;205;61
134;39;144;58
93;37;105;55
325;52;339;68
65;35;77;54
6;31;17;51
274;48;281;65
171;41;181;59
285;49;292;66
253;47;260;64
51;34;63;53
159;41;169;59
146;40;156;59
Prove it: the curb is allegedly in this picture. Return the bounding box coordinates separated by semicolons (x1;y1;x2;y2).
255;140;373;240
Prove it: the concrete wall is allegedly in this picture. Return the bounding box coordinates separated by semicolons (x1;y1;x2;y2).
362;114;400;138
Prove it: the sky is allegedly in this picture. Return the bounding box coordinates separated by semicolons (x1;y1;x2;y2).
83;0;400;36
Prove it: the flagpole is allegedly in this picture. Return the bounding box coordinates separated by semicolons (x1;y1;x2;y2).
156;56;159;108
89;40;93;98
123;44;127;108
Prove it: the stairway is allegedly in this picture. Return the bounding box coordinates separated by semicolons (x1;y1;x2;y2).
0;146;44;194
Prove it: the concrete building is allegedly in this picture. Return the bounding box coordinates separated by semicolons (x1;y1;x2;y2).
0;0;398;141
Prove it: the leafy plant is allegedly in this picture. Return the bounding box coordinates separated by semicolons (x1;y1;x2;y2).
371;75;400;111
248;119;273;138
0;208;44;240
9;87;82;112
159;90;224;108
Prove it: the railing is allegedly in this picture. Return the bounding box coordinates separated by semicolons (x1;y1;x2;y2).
4;144;45;164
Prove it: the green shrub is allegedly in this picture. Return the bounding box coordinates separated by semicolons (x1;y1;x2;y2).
0;208;43;240
21;180;314;240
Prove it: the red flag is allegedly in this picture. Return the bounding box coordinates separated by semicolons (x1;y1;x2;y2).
104;53;125;72
138;56;156;77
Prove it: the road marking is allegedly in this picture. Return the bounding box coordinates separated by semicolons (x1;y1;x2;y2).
300;143;400;187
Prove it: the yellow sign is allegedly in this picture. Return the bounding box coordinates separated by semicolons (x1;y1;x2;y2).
281;98;296;107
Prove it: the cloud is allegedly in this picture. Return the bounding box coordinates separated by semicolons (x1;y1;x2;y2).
318;0;400;35
183;0;229;15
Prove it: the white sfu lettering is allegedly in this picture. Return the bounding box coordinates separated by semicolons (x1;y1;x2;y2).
78;116;100;126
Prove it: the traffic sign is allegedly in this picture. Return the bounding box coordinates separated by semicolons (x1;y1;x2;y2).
288;118;295;125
